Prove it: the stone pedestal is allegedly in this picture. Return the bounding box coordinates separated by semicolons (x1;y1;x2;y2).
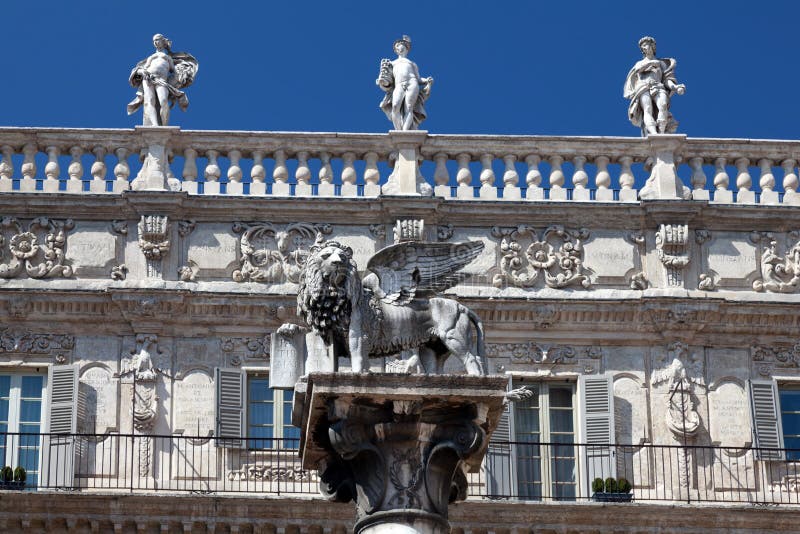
640;134;690;200
293;373;507;534
131;126;181;192
382;131;432;196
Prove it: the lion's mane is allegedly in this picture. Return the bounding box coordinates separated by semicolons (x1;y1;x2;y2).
297;241;361;344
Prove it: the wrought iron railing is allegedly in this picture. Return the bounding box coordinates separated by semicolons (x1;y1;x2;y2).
3;432;800;505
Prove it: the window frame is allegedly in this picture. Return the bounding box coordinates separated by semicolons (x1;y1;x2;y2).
0;370;48;487
245;373;298;451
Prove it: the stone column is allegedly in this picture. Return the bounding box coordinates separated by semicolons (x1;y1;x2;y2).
131;126;181;192
382;130;432;196
640;134;690;200
294;373;507;534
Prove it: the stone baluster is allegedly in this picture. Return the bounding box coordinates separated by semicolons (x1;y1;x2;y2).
113;148;130;193
455;153;473;199
525;154;543;200
572;155;590;201
226;150;243;195
712;157;732;203
204;149;221;195
594;156;612;201
66;146;83;194
618;156;637;201
19;144;38;193
0;146;13;192
363;152;380;196
294;151;312;196
433;152;450;197
272;149;290;196
341;152;357;197
689;157;708;200
758;158;778;204
43;146;60;193
478;153;496;199
782;159;799;205
90;147;107;193
318;152;334;196
734;157;754;204
549;155;566;200
181;148;198;194
249;150;266;196
501;155;520;200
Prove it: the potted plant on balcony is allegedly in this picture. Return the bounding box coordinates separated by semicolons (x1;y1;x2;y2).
12;466;26;490
591;476;633;502
0;466;13;489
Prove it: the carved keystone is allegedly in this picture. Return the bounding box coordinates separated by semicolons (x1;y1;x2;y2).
294;373;507;534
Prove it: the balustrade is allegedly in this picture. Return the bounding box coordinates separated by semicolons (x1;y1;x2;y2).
0;128;797;205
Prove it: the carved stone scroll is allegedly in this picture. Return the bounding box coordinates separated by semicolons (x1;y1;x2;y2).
0;217;74;279
491;225;591;289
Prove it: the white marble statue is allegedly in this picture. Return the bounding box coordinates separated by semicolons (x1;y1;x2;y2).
376;36;433;131
127;34;199;126
623;36;685;136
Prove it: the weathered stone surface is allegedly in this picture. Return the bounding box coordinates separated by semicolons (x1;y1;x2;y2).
186;223;239;277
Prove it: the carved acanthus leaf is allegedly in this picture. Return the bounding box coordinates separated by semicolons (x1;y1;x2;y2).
655;224;690;287
490;225;591;289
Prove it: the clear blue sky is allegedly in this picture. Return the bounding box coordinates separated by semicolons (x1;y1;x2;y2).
2;1;796;140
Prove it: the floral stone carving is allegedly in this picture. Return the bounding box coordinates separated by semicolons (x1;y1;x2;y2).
491;225;590;289
0;217;73;279
751;231;800;293
0;328;75;362
232;222;332;283
752;343;800;378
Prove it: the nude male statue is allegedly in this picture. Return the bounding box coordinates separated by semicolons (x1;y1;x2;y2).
377;35;433;130
623;36;686;136
127;34;198;126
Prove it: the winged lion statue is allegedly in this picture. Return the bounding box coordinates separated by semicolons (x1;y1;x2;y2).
295;239;487;375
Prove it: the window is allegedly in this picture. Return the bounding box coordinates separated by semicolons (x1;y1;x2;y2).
779;386;800;460
513;381;576;500
247;376;299;449
215;368;299;449
0;374;46;487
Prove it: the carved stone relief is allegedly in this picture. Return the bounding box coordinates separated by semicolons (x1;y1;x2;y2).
752;343;800;378
651;342;705;440
228;463;314;482
394;219;424;243
655;224;690;287
486;342;601;374
231;222;331;283
491;225;591;289
138;215;170;279
0;217;73;279
751;231;800;293
220;335;270;367
0;328;75;363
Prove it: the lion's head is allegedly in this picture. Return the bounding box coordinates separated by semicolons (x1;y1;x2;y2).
297;241;361;342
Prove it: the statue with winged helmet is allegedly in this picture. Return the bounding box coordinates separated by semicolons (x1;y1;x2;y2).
295;239;486;375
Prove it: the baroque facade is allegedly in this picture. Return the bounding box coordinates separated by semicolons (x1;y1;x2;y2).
1;126;800;532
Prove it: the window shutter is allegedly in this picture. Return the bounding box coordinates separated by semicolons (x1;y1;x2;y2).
748;379;785;460
216;368;245;448
484;376;516;497
579;374;616;487
43;364;78;488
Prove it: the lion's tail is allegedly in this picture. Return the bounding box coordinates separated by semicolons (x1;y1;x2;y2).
466;308;487;375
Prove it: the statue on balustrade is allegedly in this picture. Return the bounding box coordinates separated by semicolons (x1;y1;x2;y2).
376;35;433;130
294;239;486;375
127;34;199;126
623;36;685;136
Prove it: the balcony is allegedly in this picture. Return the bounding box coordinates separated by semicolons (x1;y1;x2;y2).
3;431;800;506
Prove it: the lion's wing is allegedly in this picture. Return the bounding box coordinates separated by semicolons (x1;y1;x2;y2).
366;241;484;305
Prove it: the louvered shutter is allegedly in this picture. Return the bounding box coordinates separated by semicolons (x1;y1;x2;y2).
216;368;245;448
748;379;785;460
42;365;79;488
485;376;516;497
579;374;615;488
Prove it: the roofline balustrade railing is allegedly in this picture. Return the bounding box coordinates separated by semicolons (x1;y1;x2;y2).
0;127;798;204
4;431;800;505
